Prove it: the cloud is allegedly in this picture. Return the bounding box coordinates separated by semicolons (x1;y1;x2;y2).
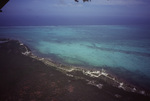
89;0;149;5
52;0;83;7
29;0;150;7
56;0;150;6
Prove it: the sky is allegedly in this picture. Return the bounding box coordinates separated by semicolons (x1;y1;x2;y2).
0;0;150;25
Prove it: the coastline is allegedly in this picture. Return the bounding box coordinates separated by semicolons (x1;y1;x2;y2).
17;38;150;95
28;50;150;95
0;38;150;101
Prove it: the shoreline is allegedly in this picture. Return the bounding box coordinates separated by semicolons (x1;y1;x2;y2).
29;53;149;95
15;38;150;96
1;38;150;100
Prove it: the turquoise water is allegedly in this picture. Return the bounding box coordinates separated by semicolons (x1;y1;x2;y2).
1;25;150;89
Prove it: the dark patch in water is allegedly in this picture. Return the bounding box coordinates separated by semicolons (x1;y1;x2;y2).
102;66;150;91
87;45;150;57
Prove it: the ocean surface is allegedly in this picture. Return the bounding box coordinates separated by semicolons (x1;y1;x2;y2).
0;25;150;90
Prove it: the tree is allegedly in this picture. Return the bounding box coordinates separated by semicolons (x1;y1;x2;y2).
0;0;9;12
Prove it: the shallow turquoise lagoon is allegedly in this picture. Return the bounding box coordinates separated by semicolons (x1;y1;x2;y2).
1;25;150;89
